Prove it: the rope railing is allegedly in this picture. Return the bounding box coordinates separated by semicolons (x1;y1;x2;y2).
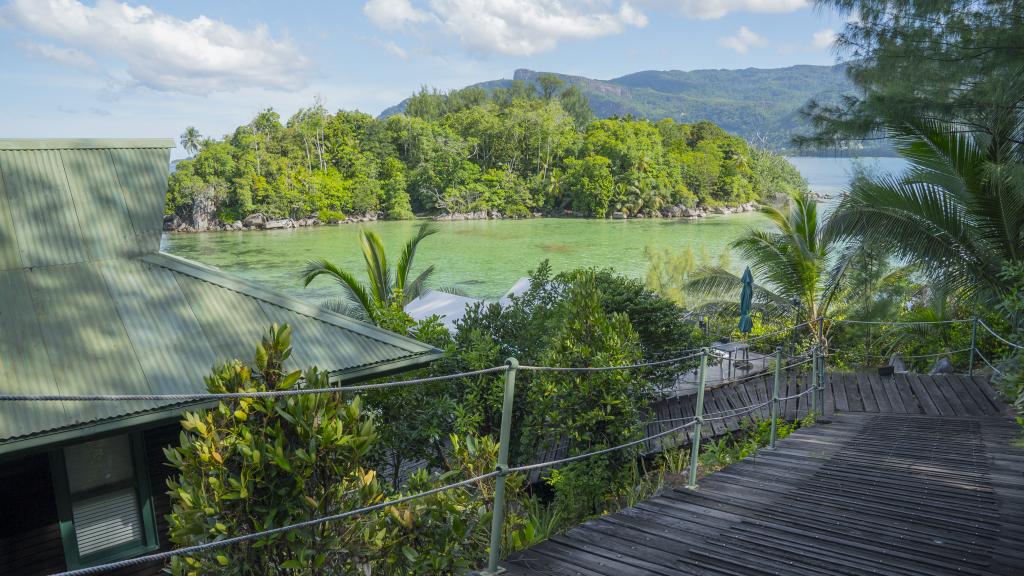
778;387;816;402
833;318;972;326
11;315;1019;575
651;399;774;425
830;347;973;360
705;402;771;422
700;356;811;388
734;318;819;344
978;319;1024;350
0;366;509;403
975;349;1005;375
507;418;699;474
52;469;501;576
517;350;704;373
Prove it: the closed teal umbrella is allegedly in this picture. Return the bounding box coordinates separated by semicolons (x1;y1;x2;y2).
738;266;754;334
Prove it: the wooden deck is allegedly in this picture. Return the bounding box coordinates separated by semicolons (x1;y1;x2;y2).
641;371;1009;454
505;374;1024;575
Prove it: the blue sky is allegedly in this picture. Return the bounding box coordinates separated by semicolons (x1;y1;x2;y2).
0;1;848;158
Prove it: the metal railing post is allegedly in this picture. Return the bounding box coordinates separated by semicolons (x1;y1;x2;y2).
686;348;708;490
769;347;782;449
484;358;518;575
817;349;830;422
968;317;978;376
810;345;818;418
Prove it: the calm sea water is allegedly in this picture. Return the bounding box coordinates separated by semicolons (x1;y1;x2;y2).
163;157;907;301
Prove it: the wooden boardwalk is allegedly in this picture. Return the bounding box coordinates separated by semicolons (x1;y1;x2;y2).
641;371;1008;453
506;374;1024;575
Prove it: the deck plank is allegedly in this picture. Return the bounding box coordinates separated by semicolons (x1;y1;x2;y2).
856;372;879;412
866;372;893;413
878;372;908;413
831;372;850;412
893;373;922;414
911;372;950;415
505;409;1023;576
934;373;974;416
945;374;987;416
844;373;865;412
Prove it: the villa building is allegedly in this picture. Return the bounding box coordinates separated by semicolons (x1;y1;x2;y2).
0;139;441;575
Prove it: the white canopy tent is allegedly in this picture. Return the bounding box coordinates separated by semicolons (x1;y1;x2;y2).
405;277;533;332
404;290;484;331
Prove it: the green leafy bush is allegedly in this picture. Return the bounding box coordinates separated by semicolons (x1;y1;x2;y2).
165;325;382;575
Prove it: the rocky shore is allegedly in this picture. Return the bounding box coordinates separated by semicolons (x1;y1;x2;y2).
163;202;762;232
163;211;384;232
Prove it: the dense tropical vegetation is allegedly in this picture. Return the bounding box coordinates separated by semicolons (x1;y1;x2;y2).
166;77;807;225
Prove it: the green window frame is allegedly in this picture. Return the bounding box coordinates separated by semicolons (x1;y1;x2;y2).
50;431;160;570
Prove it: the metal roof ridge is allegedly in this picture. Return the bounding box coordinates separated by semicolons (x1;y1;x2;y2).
0;139;174;151
142;252;441;355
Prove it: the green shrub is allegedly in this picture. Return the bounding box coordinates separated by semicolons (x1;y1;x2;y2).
165;325;382;575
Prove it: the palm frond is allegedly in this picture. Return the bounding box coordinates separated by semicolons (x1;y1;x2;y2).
359;229;392;303
397;223;439;293
321;298;372;322
301;259;377;320
826;171;999;301
687;266;789;310
403;265;435;303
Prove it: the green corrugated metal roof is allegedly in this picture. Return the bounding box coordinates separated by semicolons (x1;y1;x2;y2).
0;140;441;454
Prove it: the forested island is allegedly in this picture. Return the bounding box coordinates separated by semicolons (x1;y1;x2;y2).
382;66;860;151
166;75;807;231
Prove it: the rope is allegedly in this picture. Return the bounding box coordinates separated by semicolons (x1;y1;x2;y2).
508;419;698;474
975;349;1005;375
833;318;971;326
978;320;1024;350
778;387;816;401
52;470;500;576
705;403;768;421
831;347;972;360
519;350;706;373
734;318;819;344
648;399;773;425
706;399;773;418
0;366;509;403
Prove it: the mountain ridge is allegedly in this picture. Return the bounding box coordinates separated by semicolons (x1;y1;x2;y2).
380;64;856;151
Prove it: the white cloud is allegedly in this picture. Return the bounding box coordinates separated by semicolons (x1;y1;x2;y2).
364;0;432;30
364;0;648;56
718;26;767;54
643;0;808;20
20;41;98;71
2;0;311;95
811;28;836;50
378;39;410;59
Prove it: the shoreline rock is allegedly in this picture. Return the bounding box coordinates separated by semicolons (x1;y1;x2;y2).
163;201;763;233
163;213;334;233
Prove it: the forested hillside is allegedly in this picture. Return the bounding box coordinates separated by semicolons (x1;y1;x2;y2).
167;79;807;228
381;65;857;150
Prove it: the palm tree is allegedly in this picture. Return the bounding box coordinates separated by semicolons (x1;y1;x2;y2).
180;126;202;157
825;115;1024;307
302;223;438;324
688;192;847;343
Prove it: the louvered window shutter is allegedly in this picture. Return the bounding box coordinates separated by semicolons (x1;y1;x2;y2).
70;486;144;556
63;435;145;557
